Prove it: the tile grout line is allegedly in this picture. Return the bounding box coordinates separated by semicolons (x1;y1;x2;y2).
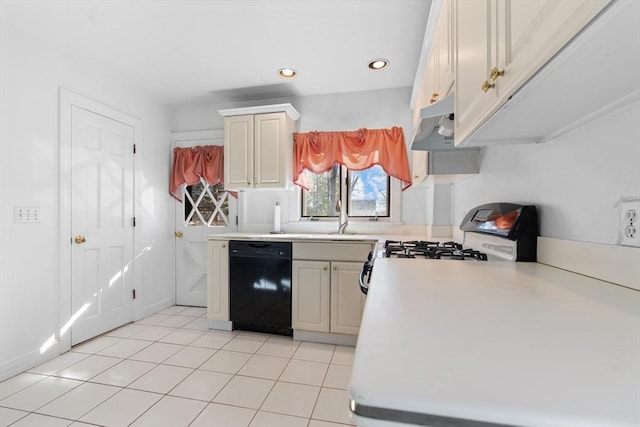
2;307;356;426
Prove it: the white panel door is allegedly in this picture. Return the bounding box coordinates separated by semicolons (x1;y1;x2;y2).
174;133;237;307
292;260;330;332
71;105;134;345
330;261;366;335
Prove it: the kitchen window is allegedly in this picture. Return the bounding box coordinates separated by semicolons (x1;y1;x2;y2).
293;126;410;223
183;178;231;227
301;164;391;219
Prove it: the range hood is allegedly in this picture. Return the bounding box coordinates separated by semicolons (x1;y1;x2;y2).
410;93;461;151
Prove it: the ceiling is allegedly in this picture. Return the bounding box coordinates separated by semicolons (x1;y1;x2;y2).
0;0;432;106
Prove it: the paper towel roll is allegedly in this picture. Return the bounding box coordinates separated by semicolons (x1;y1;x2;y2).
273;202;281;233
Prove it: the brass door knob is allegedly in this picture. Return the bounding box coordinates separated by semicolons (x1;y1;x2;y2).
74;235;87;244
175;231;184;238
490;67;505;82
481;80;495;93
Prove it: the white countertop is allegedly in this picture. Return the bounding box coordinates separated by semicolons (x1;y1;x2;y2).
349;259;640;427
207;232;424;244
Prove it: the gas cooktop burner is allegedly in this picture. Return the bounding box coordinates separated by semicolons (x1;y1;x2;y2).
383;240;487;261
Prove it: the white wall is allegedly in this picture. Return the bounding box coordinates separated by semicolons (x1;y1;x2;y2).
0;20;174;380
172;88;428;231
453;100;640;245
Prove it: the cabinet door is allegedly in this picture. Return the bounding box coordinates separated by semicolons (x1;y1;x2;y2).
454;0;610;146
455;0;497;145
207;240;229;321
411;150;428;187
412;51;437;129
254;112;287;189
224;115;253;190
435;0;454;96
495;0;610;103
330;262;366;335
292;260;330;332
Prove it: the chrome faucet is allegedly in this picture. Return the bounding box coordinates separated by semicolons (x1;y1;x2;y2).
335;200;349;234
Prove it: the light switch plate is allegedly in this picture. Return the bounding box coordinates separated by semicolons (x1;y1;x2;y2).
14;207;41;223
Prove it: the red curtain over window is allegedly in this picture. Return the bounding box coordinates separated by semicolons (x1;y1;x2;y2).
170;145;224;201
293;126;412;190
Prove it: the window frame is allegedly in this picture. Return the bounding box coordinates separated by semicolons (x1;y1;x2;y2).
183;179;231;227
296;165;401;223
345;166;391;218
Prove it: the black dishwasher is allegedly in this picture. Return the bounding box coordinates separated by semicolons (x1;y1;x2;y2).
229;240;292;336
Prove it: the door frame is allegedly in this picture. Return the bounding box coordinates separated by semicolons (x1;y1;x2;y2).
59;88;142;352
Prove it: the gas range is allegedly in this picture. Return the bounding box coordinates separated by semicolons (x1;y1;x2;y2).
359;203;538;294
383;240;488;261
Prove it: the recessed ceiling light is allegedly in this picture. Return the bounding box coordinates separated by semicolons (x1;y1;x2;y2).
278;68;297;78
368;59;389;70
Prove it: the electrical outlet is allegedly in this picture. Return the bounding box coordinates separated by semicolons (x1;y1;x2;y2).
620;201;640;247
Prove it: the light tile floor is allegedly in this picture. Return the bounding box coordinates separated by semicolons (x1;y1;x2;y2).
0;307;355;427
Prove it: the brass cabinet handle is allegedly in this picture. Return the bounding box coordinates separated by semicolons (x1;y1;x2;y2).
323;266;328;271
222;244;226;248
481;80;495;93
74;235;87;244
175;231;183;238
429;92;439;104
490;67;505;82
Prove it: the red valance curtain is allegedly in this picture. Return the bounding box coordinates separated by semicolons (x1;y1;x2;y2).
170;145;224;201
293;126;412;190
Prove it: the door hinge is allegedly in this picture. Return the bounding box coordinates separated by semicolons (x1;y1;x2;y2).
132;289;136;299
133;144;136;154
133;217;136;227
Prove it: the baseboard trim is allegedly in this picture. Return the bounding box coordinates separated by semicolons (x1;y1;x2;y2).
0;341;61;382
208;320;233;331
293;330;358;346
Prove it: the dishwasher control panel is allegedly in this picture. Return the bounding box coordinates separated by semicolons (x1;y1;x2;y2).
229;240;292;259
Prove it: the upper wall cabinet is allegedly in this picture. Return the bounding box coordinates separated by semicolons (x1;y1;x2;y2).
454;0;610;145
219;104;300;190
412;0;454;128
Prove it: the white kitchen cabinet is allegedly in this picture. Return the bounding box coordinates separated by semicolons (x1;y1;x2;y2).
292;242;372;336
292;260;330;332
292;260;366;336
207;240;229;322
330;262;367;335
220;104;300;191
454;0;610;146
411;150;428;187
412;0;454;128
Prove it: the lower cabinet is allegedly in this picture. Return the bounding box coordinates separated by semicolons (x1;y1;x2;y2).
207;240;229;321
330;262;367;335
292;260;366;336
